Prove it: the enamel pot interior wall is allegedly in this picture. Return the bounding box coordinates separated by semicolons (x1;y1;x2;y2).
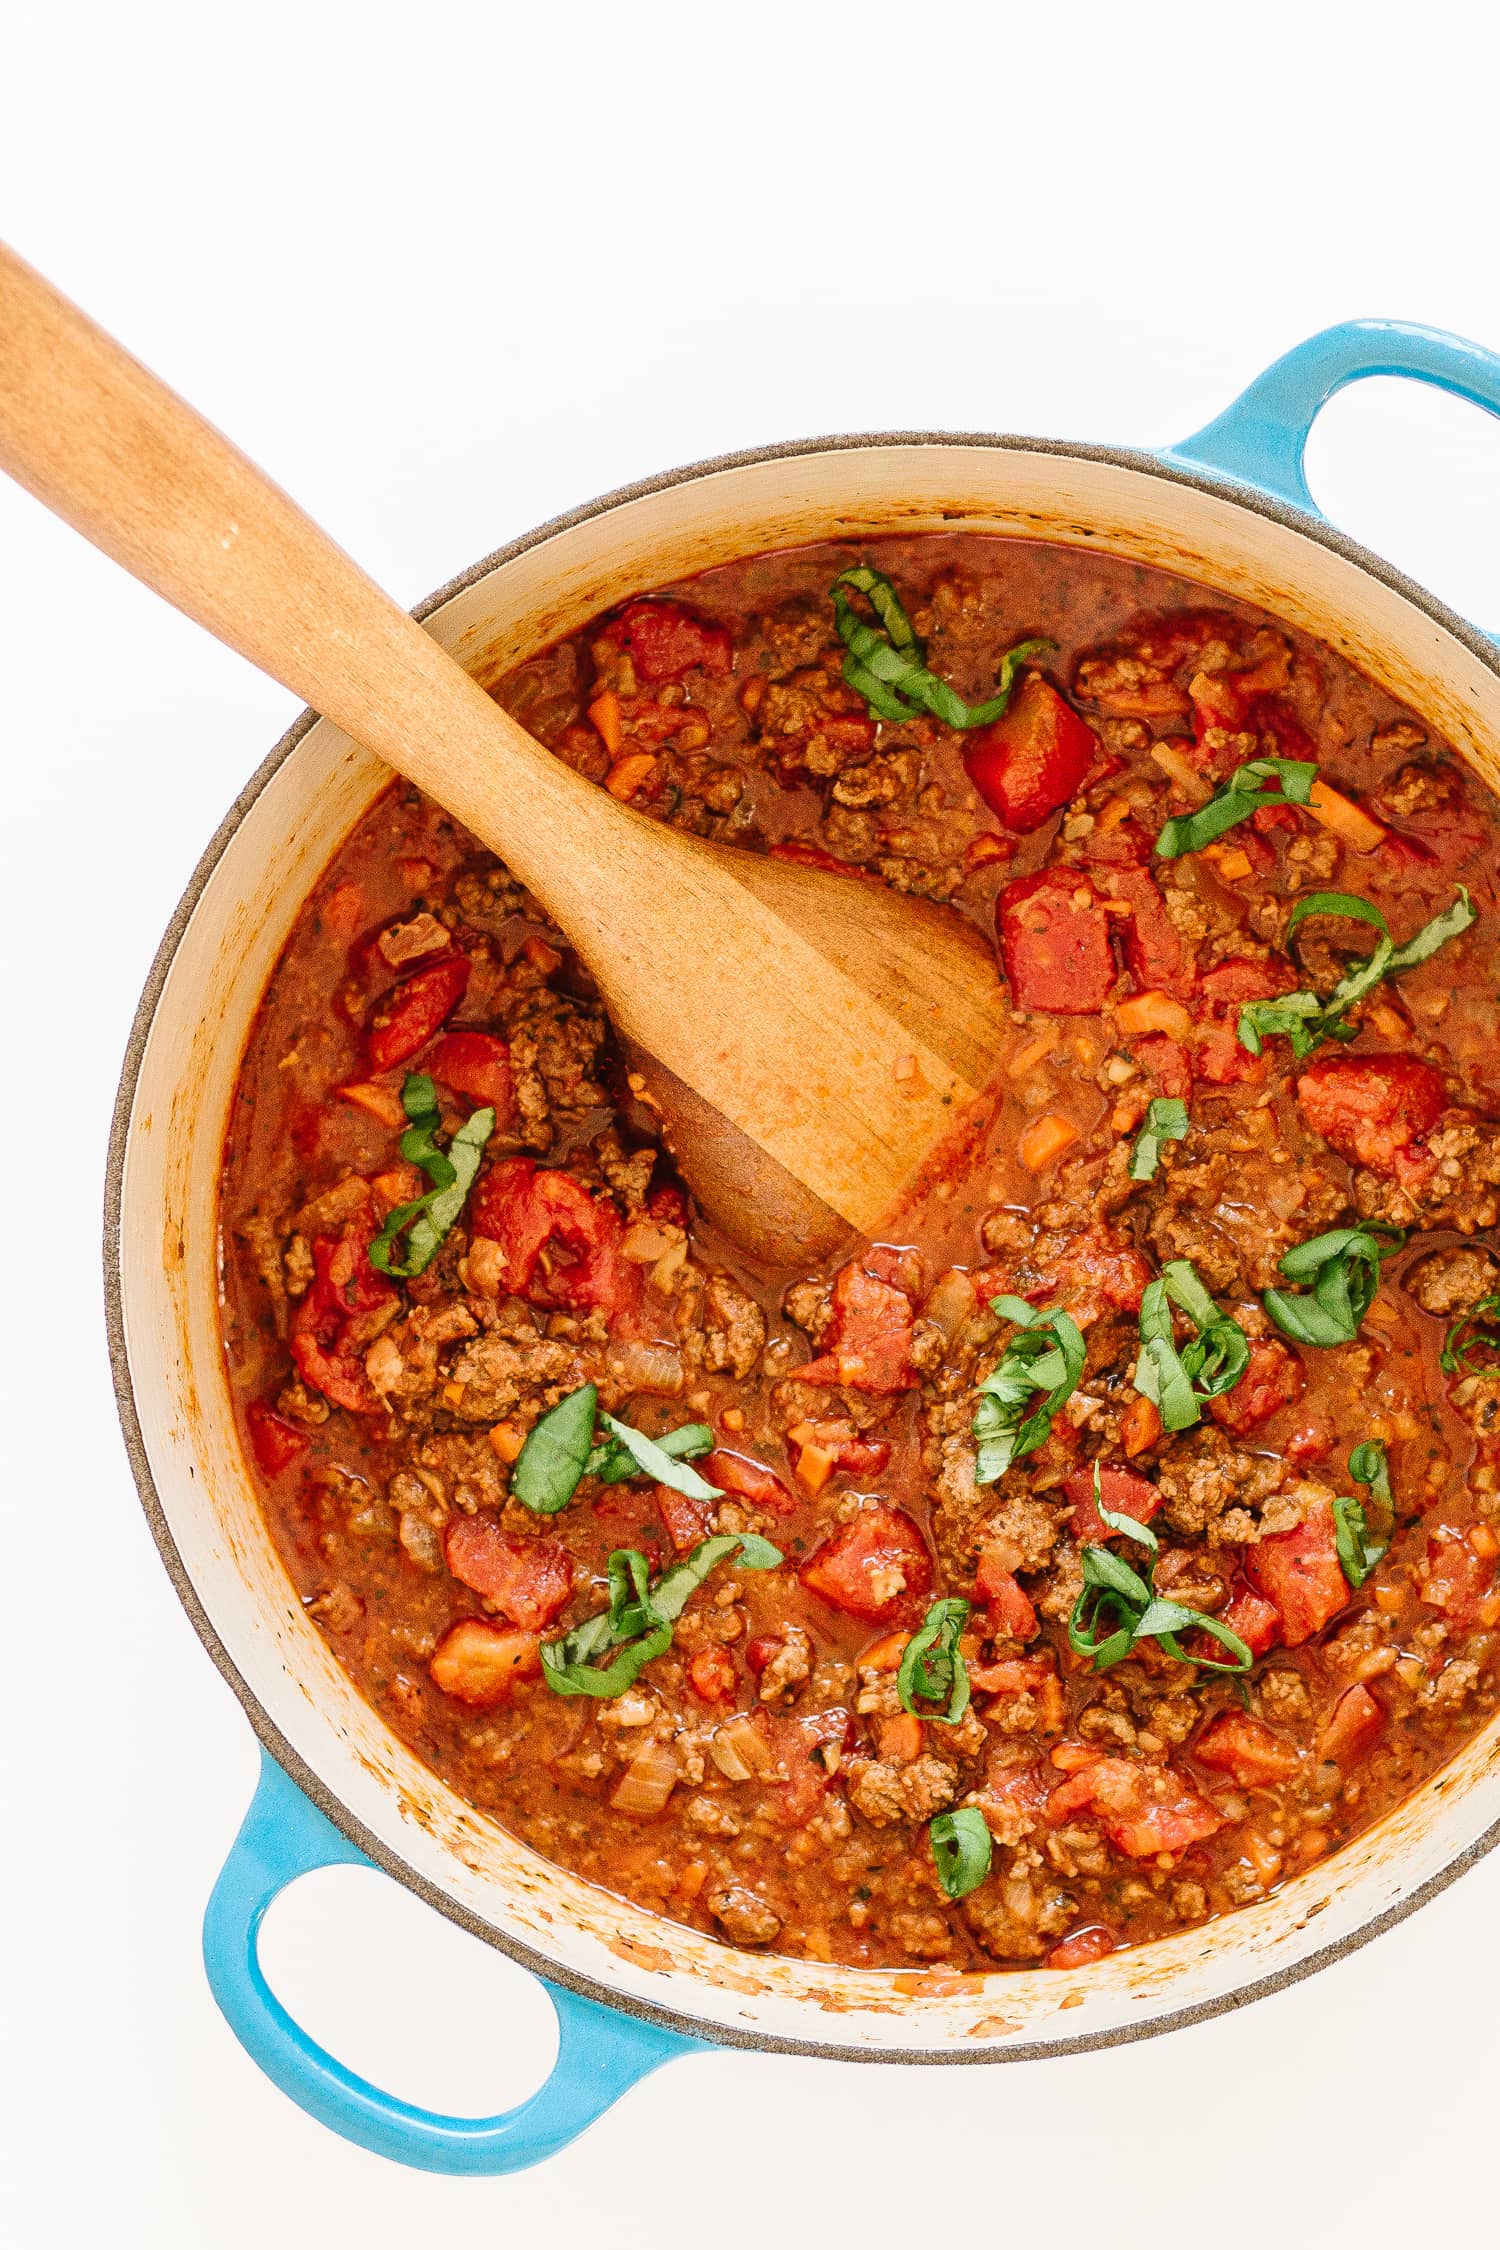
111;436;1500;2058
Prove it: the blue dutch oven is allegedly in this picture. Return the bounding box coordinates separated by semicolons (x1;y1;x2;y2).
107;320;1500;2173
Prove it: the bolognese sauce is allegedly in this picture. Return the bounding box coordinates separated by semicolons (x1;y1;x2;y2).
220;535;1500;1970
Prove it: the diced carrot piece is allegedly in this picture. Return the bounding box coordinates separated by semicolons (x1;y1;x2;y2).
1121;1395;1163;1458
587;688;623;754
964;831;1015;872
1008;1030;1060;1078
1114;990;1195;1040
878;1712;924;1763
488;1420;526;1464
1306;778;1386;852
370;1163;424;1216
786;1425;839;1493
859;1630;912;1672
1211;845;1254;882
430;1620;541;1707
605;751;659;801
337;1080;407;1128
1018;1111;1080;1173
1050;1742;1103;1773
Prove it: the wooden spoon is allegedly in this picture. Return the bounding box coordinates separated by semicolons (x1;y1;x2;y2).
0;242;1006;1262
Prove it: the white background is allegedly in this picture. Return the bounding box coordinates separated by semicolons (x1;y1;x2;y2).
5;3;1500;2241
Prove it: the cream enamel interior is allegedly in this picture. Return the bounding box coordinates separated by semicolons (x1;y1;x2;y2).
116;438;1500;2056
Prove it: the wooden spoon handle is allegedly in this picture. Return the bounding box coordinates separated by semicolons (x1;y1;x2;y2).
0;239;628;903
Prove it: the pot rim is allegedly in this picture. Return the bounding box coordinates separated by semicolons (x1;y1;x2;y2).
103;424;1500;2064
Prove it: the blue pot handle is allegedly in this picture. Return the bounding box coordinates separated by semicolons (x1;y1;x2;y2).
203;1749;702;2174
1160;317;1500;520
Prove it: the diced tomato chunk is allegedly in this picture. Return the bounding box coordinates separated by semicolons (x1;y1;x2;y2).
1047;1756;1223;1857
766;1707;854;1824
288;1223;398;1414
1046;1925;1118;1970
1011;1221;1152;1329
687;1645;738;1703
429;1619;541;1707
1421;1528;1493;1623
429;1031;513;1120
997;868;1115;1014
964;675;1099;834
245;1397;310;1476
796;1250;918;1393
1103;866;1193;999
1192;955;1293;1087
1130;1033;1193;1100
799;1505;933;1622
1208;1338;1305;1436
1065;1464;1161;1545
1317;1682;1386;1770
1194;1712;1301;1788
443;1518;574;1629
975;1549;1039;1641
704;1449;797;1515
598;598;733;684
646;1182;691;1230
470;1157;640;1319
656;1485;713;1554
1212;1576;1282;1659
366;954;470;1072
1296;1053;1446;1178
1246;1498;1348;1646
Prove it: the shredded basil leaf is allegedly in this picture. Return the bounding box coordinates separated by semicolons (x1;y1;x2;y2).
1263;1225;1404;1347
897;1598;972;1724
831;565;1053;730
1336;1438;1393;1589
367;1073;495;1278
1332;1494;1386;1589
973;1297;1087;1483
1132;1260;1250;1433
1069;1467;1252;1676
930;1805;993;1899
540;1532;782;1699
590;1412;722;1500
511;1382;599;1515
1154;756;1319;861
1440;1292;1500;1376
1349;1438;1392;1510
1129;1096;1189;1182
1238;886;1475;1061
587;1421;715;1486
